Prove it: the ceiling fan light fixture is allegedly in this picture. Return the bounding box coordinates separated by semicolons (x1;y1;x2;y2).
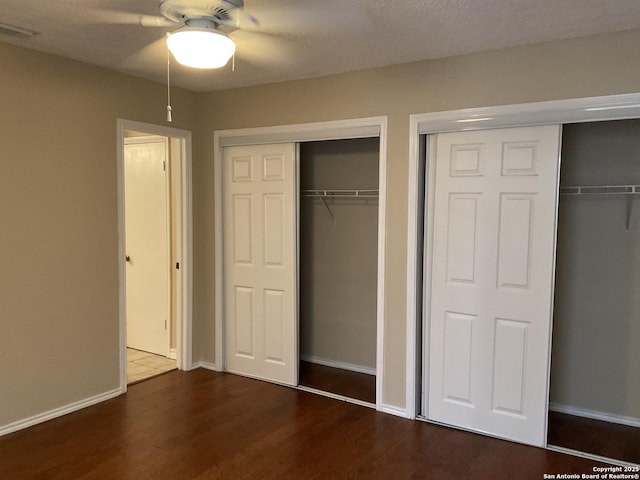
167;26;236;69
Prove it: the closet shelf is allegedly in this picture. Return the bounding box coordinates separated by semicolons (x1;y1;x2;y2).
560;185;640;231
301;189;378;226
560;185;640;195
301;189;379;198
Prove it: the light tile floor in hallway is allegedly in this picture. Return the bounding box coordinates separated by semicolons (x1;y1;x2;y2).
127;348;177;384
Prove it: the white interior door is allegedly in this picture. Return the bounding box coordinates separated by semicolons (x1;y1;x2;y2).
223;143;297;385
427;125;561;446
125;136;170;357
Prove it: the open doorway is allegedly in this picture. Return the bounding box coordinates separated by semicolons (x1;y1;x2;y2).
117;120;193;389
548;119;640;464
298;138;379;405
124;132;176;383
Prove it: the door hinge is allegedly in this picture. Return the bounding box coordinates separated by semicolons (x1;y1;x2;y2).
176;262;180;270
165;319;168;330
163;160;166;171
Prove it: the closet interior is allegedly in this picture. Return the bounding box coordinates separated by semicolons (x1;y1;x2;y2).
548;119;640;464
298;138;379;404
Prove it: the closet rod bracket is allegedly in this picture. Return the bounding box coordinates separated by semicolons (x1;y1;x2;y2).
625;194;633;231
314;191;336;225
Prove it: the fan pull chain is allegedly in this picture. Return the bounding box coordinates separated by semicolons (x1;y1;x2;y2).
166;47;173;123
233;15;238;73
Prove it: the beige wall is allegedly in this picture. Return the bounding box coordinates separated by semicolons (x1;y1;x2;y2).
195;28;640;409
2;27;640;429
0;41;197;427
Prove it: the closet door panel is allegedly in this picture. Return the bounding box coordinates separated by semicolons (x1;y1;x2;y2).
492;317;528;415
446;194;479;284
263;194;284;267
442;311;476;406
232;194;254;265
224;144;297;386
233;286;255;358
427;125;561;447
264;289;286;364
497;194;534;289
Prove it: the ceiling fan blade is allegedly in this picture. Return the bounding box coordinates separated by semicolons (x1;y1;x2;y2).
140;15;178;28
246;2;372;36
231;30;294;67
116;37;168;70
232;8;260;28
84;8;177;27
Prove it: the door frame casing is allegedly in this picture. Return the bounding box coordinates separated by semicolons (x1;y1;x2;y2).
117;119;194;392
213;116;388;411
406;93;640;422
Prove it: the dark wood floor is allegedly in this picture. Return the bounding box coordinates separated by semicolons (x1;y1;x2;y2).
548;411;640;464
0;369;613;479
299;360;376;403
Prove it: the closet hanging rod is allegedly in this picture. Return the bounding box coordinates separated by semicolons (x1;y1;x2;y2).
560;185;640;195
300;189;379;198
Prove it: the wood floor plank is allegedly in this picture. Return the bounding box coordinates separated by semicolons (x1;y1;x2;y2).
548;411;640;464
299;360;376;403
0;369;614;479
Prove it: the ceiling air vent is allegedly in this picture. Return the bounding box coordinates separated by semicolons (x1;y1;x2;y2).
0;21;39;39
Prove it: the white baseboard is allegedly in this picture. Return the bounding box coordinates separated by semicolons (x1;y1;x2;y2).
168;348;177;360
300;354;376;376
549;402;640;428
380;403;412;419
193;361;219;372
0;387;123;437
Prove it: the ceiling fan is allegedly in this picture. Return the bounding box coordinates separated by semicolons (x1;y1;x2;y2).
97;0;372;71
135;0;258;69
118;0;261;121
93;0;371;120
94;0;259;120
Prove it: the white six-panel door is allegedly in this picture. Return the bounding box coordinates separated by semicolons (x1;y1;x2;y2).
223;143;297;386
124;136;170;357
427;125;561;446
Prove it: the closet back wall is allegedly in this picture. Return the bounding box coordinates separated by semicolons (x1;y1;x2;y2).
299;138;379;372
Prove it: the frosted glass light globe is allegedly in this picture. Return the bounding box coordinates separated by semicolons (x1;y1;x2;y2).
167;28;236;69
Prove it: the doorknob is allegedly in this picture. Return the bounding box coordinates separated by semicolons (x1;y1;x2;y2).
125;255;131;262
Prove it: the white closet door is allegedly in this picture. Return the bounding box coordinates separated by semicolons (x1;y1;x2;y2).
223;143;297;386
427;125;561;446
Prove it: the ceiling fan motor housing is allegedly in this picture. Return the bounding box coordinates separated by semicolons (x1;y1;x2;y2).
159;0;242;26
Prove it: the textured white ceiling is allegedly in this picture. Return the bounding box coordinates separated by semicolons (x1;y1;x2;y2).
1;0;640;92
